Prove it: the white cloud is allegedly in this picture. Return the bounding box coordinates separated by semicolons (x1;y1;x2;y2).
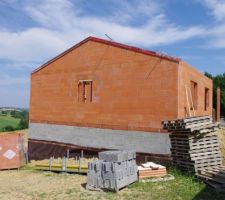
0;74;28;86
24;0;79;30
1;0;225;107
201;0;225;21
197;0;225;48
0;0;207;64
106;0;162;24
0;28;71;62
0;61;41;71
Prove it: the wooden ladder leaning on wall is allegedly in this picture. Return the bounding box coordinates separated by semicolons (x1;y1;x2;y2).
185;85;196;117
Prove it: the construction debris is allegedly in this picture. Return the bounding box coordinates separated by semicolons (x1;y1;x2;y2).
86;150;138;192
138;162;167;180
163;115;225;191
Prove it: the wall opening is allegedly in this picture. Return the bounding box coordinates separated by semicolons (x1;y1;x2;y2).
190;81;198;110
78;80;93;102
205;88;209;111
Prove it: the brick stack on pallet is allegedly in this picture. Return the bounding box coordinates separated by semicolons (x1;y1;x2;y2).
162;115;225;191
138;162;167;180
86;150;138;192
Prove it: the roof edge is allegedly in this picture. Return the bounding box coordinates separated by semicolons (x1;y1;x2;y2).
180;60;212;82
31;36;181;75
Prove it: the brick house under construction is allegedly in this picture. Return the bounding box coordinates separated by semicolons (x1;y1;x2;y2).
29;36;212;160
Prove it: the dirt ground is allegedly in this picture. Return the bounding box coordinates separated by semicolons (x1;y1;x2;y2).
0;166;168;200
0;168;140;200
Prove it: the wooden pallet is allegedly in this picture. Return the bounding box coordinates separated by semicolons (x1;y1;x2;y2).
163;116;224;190
163;116;212;126
163;116;218;133
197;166;225;191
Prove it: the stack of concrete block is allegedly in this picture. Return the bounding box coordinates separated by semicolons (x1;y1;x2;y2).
86;151;138;192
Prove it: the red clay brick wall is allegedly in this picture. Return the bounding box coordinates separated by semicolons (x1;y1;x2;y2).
177;61;213;118
30;41;179;132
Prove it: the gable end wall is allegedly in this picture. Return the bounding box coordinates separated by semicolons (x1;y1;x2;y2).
30;40;179;132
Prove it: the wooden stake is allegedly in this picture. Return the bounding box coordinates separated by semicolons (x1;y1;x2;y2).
217;87;221;122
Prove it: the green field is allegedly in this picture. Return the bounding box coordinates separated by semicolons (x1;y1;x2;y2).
0;115;20;131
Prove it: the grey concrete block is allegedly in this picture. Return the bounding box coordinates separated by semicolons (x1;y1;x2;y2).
102;170;124;180
88;160;103;172
99;150;136;162
102;162;112;172
87;169;103;188
87;150;138;191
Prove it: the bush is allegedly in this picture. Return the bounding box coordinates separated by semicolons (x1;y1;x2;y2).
18;118;29;129
11;111;23;119
1;111;7;115
2;125;15;132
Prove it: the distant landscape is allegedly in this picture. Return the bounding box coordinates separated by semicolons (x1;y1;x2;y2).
0;108;29;132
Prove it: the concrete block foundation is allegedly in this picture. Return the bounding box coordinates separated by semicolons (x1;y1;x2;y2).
29;123;171;155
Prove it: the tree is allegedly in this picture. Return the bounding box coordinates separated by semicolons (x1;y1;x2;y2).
205;72;225;117
1;110;7;116
18;118;29;129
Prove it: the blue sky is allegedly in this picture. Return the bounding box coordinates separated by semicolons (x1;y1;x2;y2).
0;0;225;108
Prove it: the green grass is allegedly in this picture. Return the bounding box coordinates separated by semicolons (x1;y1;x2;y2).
0;114;20;131
127;169;225;200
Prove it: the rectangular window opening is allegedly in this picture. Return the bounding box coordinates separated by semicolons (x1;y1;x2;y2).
205;88;209;111
190;81;198;110
78;80;93;103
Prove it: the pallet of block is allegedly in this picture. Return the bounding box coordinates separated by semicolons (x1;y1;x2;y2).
138;162;167;180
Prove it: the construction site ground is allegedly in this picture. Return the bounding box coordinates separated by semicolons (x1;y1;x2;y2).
0;128;225;200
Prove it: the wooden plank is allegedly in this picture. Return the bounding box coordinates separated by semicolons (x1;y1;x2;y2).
200;169;225;178
198;172;225;184
185;121;213;129
190;151;221;158
191;155;222;161
171;145;220;152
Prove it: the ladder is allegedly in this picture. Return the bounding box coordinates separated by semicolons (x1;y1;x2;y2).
185;85;195;117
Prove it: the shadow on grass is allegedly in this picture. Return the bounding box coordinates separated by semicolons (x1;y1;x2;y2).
167;168;225;200
192;185;225;200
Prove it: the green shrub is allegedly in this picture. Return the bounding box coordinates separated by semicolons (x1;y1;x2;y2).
2;125;15;132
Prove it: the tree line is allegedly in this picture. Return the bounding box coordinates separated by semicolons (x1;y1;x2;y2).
205;72;225;117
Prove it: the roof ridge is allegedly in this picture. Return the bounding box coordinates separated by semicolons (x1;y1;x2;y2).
32;36;181;74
